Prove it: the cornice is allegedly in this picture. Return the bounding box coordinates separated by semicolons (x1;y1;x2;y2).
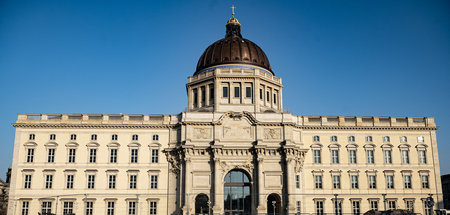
12;123;174;129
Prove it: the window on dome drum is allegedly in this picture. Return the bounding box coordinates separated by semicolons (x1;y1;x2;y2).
110;149;117;163
132;134;138;141
153;134;159;141
209;84;214;103
45;175;53;189
41;201;52;214
50;134;56;140
109;175;116;189
333;175;341;189
369;175;376;189
29;134;35;140
201;86;206;106
386;175;394;189
24;175;32;189
366;136;373;142
66;175;74;189
89;148;97;163
85;201;93;215
331;136;338;142
70;134;76;141
112;134;118;141
223;86;229;98
404;175;412;189
246;87;252;98
26;148;34;163
259;89;263;100
266;91;270;102
193;89;198;108
367;150;375;164
68;149;76;163
128;201;137;215
384;136;390;142
313;136;320;142
315;201;324;215
91;134;97;141
234;87;240;97
351;175;359;189
348;136;355;142
273;93;277;104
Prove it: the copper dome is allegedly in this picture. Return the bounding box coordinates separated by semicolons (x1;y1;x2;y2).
194;16;273;75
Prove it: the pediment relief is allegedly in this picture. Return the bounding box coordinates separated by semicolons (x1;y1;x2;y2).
217;112;255;140
192;127;212;140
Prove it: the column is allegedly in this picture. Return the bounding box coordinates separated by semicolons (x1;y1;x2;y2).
286;157;296;212
183;155;192;215
213;157;224;214
256;157;266;213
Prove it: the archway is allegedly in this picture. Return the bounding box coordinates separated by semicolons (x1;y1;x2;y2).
224;169;251;215
267;193;281;215
195;194;209;215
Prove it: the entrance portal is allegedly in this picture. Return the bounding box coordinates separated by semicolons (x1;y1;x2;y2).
195;194;209;215
224;170;251;215
267;193;281;215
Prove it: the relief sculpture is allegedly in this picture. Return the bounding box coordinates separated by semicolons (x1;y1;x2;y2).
264;128;281;139
193;128;210;139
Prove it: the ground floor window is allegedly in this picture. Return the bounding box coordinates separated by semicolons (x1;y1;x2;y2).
63;201;73;215
41;201;52;214
352;200;360;215
369;200;378;211
316;201;324;215
107;201;115;215
21;201;29;215
149;201;157;215
85;201;93;215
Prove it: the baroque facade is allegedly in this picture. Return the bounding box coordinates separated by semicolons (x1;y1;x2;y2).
7;12;443;215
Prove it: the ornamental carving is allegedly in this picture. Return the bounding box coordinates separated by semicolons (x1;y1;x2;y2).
193;128;211;139
264;128;281;140
219;159;254;175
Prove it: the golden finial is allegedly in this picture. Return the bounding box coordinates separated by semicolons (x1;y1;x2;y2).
231;5;236;18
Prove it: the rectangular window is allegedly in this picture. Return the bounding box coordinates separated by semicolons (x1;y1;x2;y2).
149;201;157;215
314;175;322;189
24;175;32;189
273;93;277;104
41;201;52;214
422;175;430;188
384;150;392;164
222;86;229;98
234;86;240;97
128;201;136;215
351;175;359;189
419;150;427;164
45;175;53;189
209;84;214;103
63;202;73;215
66;174;74;189
107;201;115;215
404;175;412;189
151;149;159;163
91;134;97;141
130;149;138;163
266;91;270;102
26;148;34;163
406;200;414;212
367;150;374;164
109;175;116;189
401;150;410;164
296;201;301;213
331;150;339;164
333;175;341;189
369;175;377;189
425;202;432;215
334;200;342;215
129;175;137;189
87;175;95;189
370;200;378;211
193;89;198;108
316;201;324;215
89;148;97;163
70;134;77;140
68;149;76;163
85;201;94;215
50;134;56;140
259;89;263;100
296;175;300;188
201;86;206;106
352;201;361;215
47;148;55;163
313;150;321;164
21;201;29;215
388;200;396;210
386;175;394;189
110;149;117;163
349;150;357;164
150;175;158;189
245;86;252;98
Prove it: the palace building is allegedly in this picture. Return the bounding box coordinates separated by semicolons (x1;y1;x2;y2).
7;11;443;215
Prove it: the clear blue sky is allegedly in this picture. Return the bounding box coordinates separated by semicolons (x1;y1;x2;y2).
0;0;449;179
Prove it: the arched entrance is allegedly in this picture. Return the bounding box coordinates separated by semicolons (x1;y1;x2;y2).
224;169;251;215
195;194;209;215
267;193;281;215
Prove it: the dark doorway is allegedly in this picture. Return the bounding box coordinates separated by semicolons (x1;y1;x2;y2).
224;169;252;215
267;193;281;215
195;194;209;215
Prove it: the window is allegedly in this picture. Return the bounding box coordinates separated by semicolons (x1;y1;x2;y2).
85;201;94;215
109;175;116;189
331;150;339;164
331;136;338;142
333;175;341;189
296;175;300;188
369;200;378;211
201;86;206;105
129;175;137;189
234;86;240;97
401;136;407;142
112;134;118;141
422;175;430;188
110;149;117;163
26;148;34;163
259;89;263;100
149;201;157;215
223;86;229;97
45;175;53;189
401;150;409;164
130;149;138;163
150;175;158;189
128;201;137;215
152;134;159;141
386;175;394;189
314;175;322;189
132;134;138;141
70;134;76;140
296;201;301;213
349;150;357;164
63;202;73;215
366;136;373;142
404;175;412;189
348;136;355;142
209;84;214;103
383;136;390;142
68;148;76;163
406;200;414;212
369;175;377;189
266;91;270;102
351;175;359;189
91;134;97;141
352;200;361;215
334;200;342;215
24;174;32;189
419;150;427;164
29;134;35;140
313;150;321;164
89;148;97;163
245;87;252;98
151;149;159;163
50;134;56;140
388;200;396;210
384;150;392;164
367;150;374;164
47;148;55;163
425;201;432;215
313;136;320;142
87;175;95;189
273;93;277;104
417;136;424;143
41;201;52;214
107;201;115;215
193;89;198;107
66;174;74;189
316;201;324;215
21;201;29;215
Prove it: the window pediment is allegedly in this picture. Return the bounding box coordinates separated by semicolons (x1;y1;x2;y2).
86;142;100;147
107;142;120;147
44;142;58;147
23;142;37;147
65;142;79;147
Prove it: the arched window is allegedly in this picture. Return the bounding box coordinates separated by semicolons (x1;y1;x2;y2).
331;136;338;142
132;134;138;141
70;134;77;141
348;136;355;142
49;134;56;140
383;136;390;143
153;135;159;141
224;170;251;214
112;134;118;141
401;136;407;142
366;136;373;142
91;134;97;141
195;194;209;215
29;134;35;140
313;136;320;142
